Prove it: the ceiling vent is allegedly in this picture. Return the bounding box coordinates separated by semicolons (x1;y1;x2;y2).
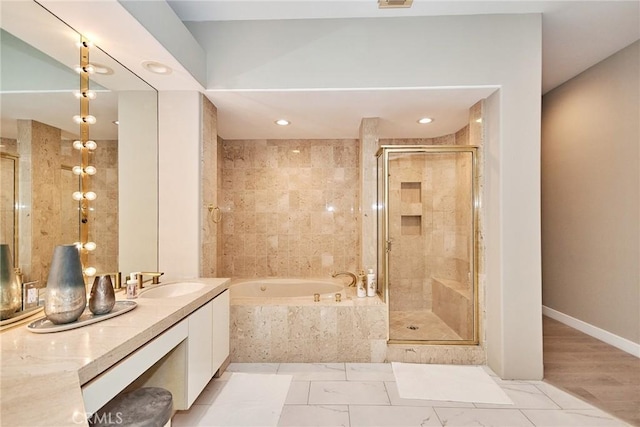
378;0;413;8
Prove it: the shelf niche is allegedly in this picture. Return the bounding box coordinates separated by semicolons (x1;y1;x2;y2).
400;182;422;235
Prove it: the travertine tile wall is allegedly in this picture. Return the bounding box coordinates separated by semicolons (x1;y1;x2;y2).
383;142;473;314
220;139;360;278
230;292;387;362
200;96;219;277
381;103;482;342
359;118;378;272
17;120;62;284
7;121;118;285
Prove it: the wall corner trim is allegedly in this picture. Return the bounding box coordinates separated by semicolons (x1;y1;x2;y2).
542;306;640;358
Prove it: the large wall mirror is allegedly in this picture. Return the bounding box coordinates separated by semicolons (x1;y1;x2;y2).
0;1;158;286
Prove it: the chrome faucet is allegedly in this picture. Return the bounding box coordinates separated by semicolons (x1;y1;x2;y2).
331;271;357;287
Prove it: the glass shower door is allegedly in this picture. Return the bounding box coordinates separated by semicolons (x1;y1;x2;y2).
378;146;478;345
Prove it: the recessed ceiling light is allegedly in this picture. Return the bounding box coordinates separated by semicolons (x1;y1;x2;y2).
275;119;290;126
91;63;114;75
417;117;433;124
142;60;172;75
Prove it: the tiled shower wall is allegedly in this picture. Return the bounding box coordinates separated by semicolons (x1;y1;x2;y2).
200;95;219;277
386;151;472;312
381;100;484;344
220;139;360;278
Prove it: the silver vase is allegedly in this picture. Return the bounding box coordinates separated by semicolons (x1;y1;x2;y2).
89;275;115;315
0;244;21;320
44;244;87;324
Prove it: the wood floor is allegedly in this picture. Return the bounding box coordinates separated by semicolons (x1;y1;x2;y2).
543;316;640;426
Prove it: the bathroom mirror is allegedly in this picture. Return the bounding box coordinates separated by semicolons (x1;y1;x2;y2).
0;1;158;284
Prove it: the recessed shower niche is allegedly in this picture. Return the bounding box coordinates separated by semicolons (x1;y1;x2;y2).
377;145;479;345
400;182;422;235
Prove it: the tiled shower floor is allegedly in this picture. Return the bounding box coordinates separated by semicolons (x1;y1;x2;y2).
172;363;628;426
389;310;462;341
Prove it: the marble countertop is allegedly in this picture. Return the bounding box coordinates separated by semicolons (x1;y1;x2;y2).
0;278;230;427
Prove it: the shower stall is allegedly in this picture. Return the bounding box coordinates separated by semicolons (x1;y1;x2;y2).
377;145;479;345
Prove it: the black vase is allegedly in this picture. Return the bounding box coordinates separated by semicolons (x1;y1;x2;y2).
44;245;87;324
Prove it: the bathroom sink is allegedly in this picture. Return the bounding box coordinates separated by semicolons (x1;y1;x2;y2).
139;282;209;299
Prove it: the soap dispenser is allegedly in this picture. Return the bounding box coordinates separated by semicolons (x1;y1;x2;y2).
126;273;138;299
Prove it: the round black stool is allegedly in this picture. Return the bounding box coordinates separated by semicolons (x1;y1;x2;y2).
89;387;173;427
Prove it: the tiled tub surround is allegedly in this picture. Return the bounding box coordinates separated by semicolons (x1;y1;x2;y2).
231;287;388;363
220;139;360;278
0;278;229;426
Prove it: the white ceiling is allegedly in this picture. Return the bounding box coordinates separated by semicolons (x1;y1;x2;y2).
166;0;639;140
2;1;638;142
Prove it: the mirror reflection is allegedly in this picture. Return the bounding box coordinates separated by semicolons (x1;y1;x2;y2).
0;1;158;286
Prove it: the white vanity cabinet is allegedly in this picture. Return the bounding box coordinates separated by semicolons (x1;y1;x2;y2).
183;288;231;407
187;300;213;407
211;289;229;374
82;286;231;415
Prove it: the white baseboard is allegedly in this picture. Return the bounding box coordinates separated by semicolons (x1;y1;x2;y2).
542;306;640;358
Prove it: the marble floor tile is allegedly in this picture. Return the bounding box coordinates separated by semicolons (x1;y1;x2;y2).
192;378;228;405
171;363;625;427
346;363;395;381
474;384;560;409
277;405;350;427
286;381;311;404
434;407;535;426
198;373;291;426
349;405;442;426
172;404;210;427
385;381;474;408
521;409;627;426
278;363;346;381
309;381;390;405
390;310;461;341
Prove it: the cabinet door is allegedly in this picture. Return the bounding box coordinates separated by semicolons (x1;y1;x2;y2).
211;289;230;373
187;301;213;407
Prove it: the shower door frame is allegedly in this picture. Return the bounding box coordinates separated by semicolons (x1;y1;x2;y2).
376;145;480;345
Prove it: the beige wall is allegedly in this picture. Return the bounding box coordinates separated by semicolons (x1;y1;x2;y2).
220;139;360;278
541;41;639;344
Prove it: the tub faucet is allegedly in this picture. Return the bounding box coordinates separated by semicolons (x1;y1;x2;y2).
331;271;357;287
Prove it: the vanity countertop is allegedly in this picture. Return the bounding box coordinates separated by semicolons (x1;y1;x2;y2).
0;278;230;427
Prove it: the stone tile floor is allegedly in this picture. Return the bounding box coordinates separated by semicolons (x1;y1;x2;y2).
389;310;462;341
172;362;629;426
